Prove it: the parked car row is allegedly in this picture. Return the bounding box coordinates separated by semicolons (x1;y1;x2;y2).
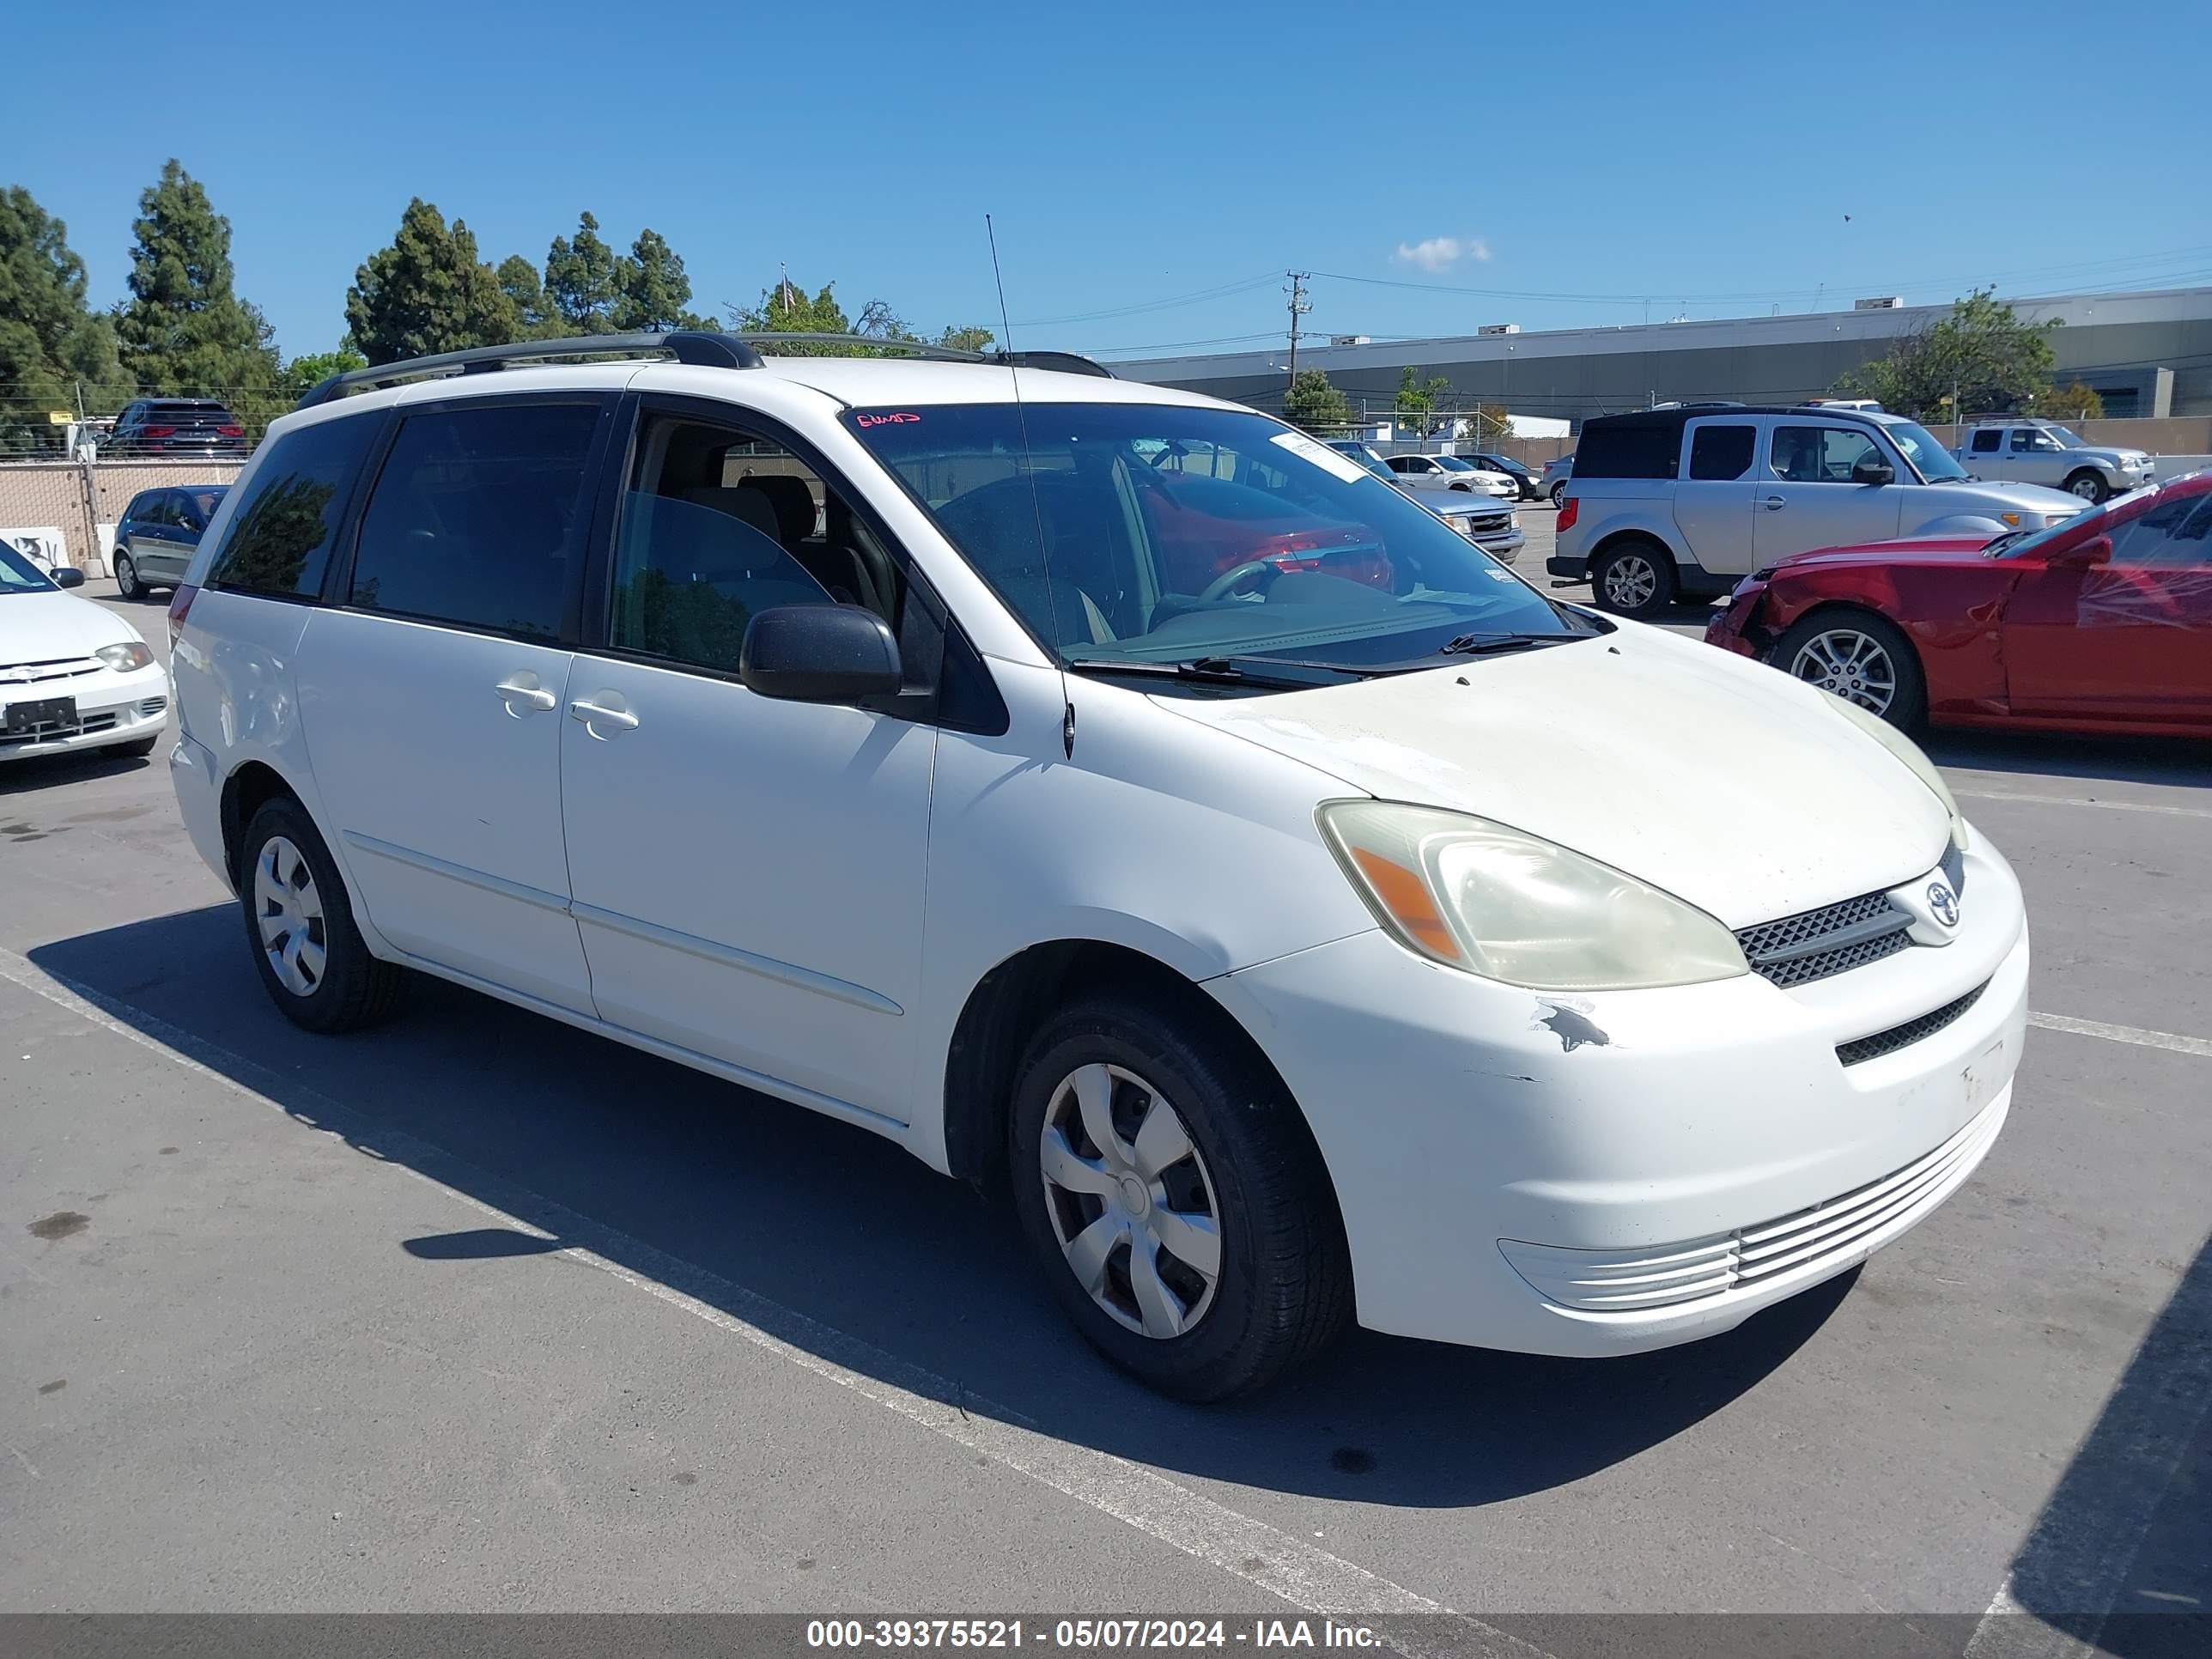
1322;440;1525;561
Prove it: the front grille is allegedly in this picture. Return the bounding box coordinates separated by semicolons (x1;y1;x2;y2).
1736;890;1915;988
1499;1098;2006;1312
1467;514;1513;535
0;711;118;748
0;657;101;686
1837;980;1990;1066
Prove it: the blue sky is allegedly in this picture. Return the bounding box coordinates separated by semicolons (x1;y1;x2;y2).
12;0;2211;367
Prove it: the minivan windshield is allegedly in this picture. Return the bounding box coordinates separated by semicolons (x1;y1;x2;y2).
1886;421;1967;482
849;404;1593;675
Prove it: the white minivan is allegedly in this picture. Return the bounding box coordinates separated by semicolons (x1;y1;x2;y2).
167;333;2028;1399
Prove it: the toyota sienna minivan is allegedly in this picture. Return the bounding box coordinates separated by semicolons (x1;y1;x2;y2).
167;332;2028;1399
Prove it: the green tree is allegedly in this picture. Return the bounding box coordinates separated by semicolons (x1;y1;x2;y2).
281;346;368;404
2037;381;2105;422
1394;366;1454;438
544;211;623;333
1282;368;1352;433
0;185;132;452
854;298;917;343
732;276;856;354
612;228;713;332
496;254;562;338
112;160;283;432
938;325;995;354
1834;289;2060;422
345;199;520;365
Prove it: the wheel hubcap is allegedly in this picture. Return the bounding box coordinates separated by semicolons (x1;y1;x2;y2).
1790;629;1897;716
2071;476;2101;500
252;835;328;997
1604;555;1656;608
1039;1062;1221;1340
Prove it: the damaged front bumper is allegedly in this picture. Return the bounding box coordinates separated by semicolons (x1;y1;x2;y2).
1205;831;2028;1355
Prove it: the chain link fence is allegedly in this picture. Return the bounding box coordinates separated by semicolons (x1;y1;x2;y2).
0;454;249;578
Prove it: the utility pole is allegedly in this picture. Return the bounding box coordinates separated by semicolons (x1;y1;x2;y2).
1285;271;1310;397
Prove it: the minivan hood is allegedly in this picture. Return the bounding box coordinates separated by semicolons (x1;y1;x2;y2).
1157;624;1948;930
0;588;142;665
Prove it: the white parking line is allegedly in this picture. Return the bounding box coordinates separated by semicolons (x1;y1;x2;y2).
1954;787;2212;821
0;946;1546;1656
2028;1012;2212;1060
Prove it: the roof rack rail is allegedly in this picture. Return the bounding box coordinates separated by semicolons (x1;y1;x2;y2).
733;333;1114;378
295;331;763;409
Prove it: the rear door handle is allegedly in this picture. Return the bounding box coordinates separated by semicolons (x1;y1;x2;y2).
493;673;558;714
568;695;640;736
1759;495;1788;511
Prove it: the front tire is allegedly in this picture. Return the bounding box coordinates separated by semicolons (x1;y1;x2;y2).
236;797;406;1033
1591;538;1679;619
1775;609;1927;730
2064;470;2109;504
1008;993;1351;1401
113;552;142;600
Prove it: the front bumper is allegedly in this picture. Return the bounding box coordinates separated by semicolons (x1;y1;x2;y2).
0;665;170;762
1473;527;1525;563
1208;829;2027;1355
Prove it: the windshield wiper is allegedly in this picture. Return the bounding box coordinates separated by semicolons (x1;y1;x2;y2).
1066;655;1377;690
1437;632;1576;657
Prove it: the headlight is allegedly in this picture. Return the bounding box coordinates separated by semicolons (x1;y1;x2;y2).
94;641;155;673
1318;801;1748;990
1823;694;1968;851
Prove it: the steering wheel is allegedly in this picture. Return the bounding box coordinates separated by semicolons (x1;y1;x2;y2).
1198;558;1282;604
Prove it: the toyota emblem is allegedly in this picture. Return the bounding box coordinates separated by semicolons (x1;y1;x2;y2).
1926;881;1960;929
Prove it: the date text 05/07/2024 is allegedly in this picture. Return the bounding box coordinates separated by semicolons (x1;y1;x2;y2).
805;1620;1384;1650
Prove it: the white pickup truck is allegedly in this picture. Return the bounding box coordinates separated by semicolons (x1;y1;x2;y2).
1954;419;2154;504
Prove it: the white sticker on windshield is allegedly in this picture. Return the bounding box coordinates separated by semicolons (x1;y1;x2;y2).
1270;430;1375;485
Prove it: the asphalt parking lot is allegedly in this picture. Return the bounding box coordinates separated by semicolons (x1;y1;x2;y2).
3;574;2208;1650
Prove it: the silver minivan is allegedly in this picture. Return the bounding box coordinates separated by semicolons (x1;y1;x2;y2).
1550;406;2087;617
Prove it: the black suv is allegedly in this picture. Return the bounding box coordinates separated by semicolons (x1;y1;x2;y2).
107;399;249;456
112;484;228;599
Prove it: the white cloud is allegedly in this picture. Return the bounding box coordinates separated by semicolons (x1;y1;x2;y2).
1393;235;1492;272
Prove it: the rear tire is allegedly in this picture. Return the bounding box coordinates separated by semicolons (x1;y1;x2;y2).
1008;992;1352;1401
113;552;142;600
1591;538;1679;619
2063;469;2109;504
1774;609;1927;731
1548;482;1568;505
236;797;406;1033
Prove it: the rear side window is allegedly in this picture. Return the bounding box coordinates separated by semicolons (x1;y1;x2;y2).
1686;424;1755;481
349;402;603;640
1574;422;1679;480
1970;428;2002;453
205;415;380;599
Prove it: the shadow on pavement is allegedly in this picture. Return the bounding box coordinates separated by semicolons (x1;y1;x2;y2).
0;749;158;799
33;902;1848;1510
1923;730;2212;791
2002;1230;2212;1657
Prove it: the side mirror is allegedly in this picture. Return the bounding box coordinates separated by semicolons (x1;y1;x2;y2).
740;605;902;704
1850;457;1895;486
2053;534;2112;568
52;565;86;588
183;515;206;532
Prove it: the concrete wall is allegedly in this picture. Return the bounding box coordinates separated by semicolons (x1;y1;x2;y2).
0;459;246;575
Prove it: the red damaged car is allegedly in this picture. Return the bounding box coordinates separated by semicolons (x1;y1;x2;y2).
1705;469;2212;736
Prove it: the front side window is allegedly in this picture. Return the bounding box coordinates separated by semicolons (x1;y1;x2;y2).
205;414;380;599
2012;428;2060;453
1770;425;1880;483
605;413;903;674
847;403;1592;678
2106;491;2212;567
349;401;601;638
1686;423;1754;481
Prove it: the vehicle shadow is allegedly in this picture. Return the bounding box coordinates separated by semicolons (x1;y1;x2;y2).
28;905;1849;1510
0;747;158;799
1923;730;2212;791
1999;1231;2212;1656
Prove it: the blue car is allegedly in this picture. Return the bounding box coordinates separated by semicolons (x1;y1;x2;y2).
112;484;228;600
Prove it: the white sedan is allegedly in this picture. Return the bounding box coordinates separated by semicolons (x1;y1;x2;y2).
1385;452;1517;497
1;542;171;763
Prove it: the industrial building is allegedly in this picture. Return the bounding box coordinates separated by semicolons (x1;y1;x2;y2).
1112;285;2212;428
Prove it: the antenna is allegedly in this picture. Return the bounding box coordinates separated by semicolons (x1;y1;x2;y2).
986;213;1076;760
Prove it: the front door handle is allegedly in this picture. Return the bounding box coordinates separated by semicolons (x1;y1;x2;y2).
568;695;640;737
1759;495;1788;511
494;673;558;715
